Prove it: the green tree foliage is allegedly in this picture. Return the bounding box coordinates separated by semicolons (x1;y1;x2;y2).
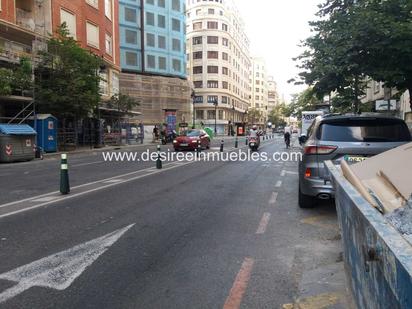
0;57;32;96
107;93;140;113
268;104;287;127
247;108;263;125
35;23;102;119
0;68;13;96
284;88;322;119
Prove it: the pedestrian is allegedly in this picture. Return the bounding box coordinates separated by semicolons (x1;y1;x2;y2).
138;122;144;144
152;125;159;142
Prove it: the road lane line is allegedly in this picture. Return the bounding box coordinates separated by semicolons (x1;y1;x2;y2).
223;258;254;309
275;180;282;188
71;161;104;167
280;170;286;177
256;212;271;234
269;192;278;205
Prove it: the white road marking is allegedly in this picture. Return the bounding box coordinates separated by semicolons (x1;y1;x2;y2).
285;170;299;175
103;179;125;184
269;192;278;205
280;170;286;177
256;212;271;234
0;224;134;304
71;161;104;167
275;180;282;188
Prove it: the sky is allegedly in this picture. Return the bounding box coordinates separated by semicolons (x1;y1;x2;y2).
236;0;321;103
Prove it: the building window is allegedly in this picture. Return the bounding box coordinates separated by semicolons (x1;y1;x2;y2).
194;96;203;103
112;72;119;95
218;110;224;120
172;19;180;32
208;8;214;14
99;71;108;95
193;51;202;59
105;33;112;55
146;0;154;4
207;66;218;73
222;81;228;89
158;35;166;49
207;110;216;119
105;0;112;20
147;55;156;68
222;23;228;31
158;15;165;28
125;7;137;23
86;0;98;9
86;22;99;48
172;38;181;51
193;81;203;88
222;52;228;60
192;36;202;45
207;36;218;44
207;96;218;103
207;51;218;59
207;80;218;88
172;0;180;11
193;66;203;74
159;56;166;70
207;21;218;29
146;12;155;26
222;67;228;75
60;9;77;39
172;59;181;71
196;9;202;15
222;38;228;46
193;22;202;30
158;0;165;7
125;52;138;66
125;29;138;44
221;96;228;104
146;33;155;47
196;110;204;119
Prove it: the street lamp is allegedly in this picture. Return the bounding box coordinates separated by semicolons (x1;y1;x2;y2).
191;90;196;129
213;97;218;135
231;104;235;136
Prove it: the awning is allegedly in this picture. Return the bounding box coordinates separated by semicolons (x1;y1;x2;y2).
0;124;37;135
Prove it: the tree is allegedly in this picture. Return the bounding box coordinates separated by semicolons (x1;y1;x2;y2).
247;108;262;125
0;68;13;96
12;57;33;94
284;88;322;119
106;93;140;113
268;104;287;127
35;23;102;119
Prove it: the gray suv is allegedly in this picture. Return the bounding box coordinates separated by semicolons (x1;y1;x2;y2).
298;114;411;208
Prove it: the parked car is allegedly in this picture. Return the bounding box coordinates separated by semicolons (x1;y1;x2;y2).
173;129;211;151
298;114;411;208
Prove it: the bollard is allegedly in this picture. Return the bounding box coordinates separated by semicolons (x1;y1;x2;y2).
60;154;70;194
220;139;224;152
156;145;162;169
235;136;238;148
245;136;248;146
197;140;202;157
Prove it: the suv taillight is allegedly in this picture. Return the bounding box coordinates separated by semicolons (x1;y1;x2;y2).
304;145;337;155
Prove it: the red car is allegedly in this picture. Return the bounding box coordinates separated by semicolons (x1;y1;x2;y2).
173;129;211;151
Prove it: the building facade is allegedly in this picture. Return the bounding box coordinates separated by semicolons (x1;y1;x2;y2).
186;0;251;134
251;57;268;125
119;0;190;127
267;75;279;113
52;0;121;100
0;0;52;121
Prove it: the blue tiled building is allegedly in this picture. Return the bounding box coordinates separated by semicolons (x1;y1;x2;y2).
119;0;187;79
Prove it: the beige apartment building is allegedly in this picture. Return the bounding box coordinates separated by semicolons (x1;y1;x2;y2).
250;57;269;125
186;0;251;134
267;75;279;113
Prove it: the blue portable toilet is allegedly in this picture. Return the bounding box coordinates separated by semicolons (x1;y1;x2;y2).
30;114;58;153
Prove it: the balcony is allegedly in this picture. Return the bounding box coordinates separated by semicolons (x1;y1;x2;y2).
0;37;32;64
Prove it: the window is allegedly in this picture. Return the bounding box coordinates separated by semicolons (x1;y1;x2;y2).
222;38;228;46
86;22;99;48
222;23;228;31
172;19;180;32
193;51;202;59
146;33;155;47
159;57;166;70
207;80;218;88
125;29;137;44
125;7;137;23
207;66;218;73
105;0;112;19
172;38;181;51
207;36;218;44
126;52;138;66
86;0;98;8
207;96;218;103
158;35;166;49
222;52;228;60
207;110;216;119
99;71;108;95
193;22;202;30
207;21;218;29
222;81;228;89
158;0;165;7
172;0;180;11
147;55;156;69
158;15;165;28
172;59;181;71
105;33;112;55
208;8;214;14
60;9;76;39
193;66;203;74
192;36;202;45
222;67;228;75
111;72;119;95
194;96;203;103
218;110;224;120
207;51;218;59
194;81;203;88
196;110;204;119
146;0;154;4
146;12;154;26
196;9;202;15
221;96;228;104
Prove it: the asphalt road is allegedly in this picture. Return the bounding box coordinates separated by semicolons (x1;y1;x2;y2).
0;137;350;308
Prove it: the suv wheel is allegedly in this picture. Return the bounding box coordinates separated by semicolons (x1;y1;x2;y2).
299;184;315;208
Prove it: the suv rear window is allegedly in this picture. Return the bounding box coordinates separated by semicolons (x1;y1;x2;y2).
318;118;411;142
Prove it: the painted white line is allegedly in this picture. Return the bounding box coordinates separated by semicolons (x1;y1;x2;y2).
275;180;282;188
0;224;134;304
71;161;103;167
280;170;286;177
269;192;278;205
103;179;125;184
256;212;271;234
285;170;299;175
223;257;255;309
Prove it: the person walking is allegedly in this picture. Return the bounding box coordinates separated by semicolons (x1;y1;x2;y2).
152;125;159;143
138;122;144;144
